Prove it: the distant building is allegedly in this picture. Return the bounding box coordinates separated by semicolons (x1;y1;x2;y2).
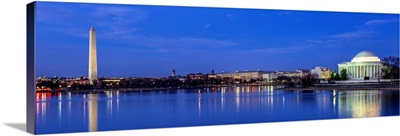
63;77;90;86
217;70;263;82
100;78;122;86
311;66;331;80
172;69;176;78
207;70;218;79
260;69;309;83
338;51;383;79
177;77;187;82
215;69;310;82
186;73;207;80
186;73;196;79
262;72;279;82
296;69;310;77
273;70;308;78
36;76;90;91
195;73;206;79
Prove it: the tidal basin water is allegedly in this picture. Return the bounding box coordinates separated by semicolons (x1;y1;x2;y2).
35;86;399;134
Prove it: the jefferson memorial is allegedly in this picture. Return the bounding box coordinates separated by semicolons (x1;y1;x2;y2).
338;51;383;79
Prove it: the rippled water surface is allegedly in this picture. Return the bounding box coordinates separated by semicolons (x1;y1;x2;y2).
35;86;399;134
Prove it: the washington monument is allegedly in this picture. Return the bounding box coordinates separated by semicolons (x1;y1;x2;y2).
88;26;98;84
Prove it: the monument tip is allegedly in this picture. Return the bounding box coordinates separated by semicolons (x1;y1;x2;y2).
90;26;95;31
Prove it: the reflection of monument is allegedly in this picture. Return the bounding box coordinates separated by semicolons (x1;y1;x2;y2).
88;93;98;132
338;91;382;118
88;26;98;85
338;51;383;79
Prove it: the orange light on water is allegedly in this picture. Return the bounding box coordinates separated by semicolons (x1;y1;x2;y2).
36;93;41;101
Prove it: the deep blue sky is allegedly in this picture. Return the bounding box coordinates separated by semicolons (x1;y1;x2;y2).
35;2;399;78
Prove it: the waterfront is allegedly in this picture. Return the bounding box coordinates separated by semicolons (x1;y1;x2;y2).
35;86;399;134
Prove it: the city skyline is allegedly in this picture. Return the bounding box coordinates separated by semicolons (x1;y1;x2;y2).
36;2;399;78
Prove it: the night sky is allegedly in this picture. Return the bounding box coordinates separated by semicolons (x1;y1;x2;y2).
35;2;399;78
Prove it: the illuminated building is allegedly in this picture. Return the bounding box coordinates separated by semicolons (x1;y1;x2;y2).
262;72;279;82
262;70;310;82
216;69;308;82
88;26;98;85
186;73;207;80
311;66;331;79
186;73;196;79
338;51;383;79
100;78;122;87
217;70;263;82
296;69;310;77
207;70;218;79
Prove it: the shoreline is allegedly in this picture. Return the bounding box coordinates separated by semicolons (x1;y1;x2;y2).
36;84;399;93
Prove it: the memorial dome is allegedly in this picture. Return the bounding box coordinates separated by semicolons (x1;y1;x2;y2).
351;51;380;62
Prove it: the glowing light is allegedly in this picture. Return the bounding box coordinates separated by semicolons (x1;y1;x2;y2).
58;93;62;100
351;57;380;62
36;93;41;101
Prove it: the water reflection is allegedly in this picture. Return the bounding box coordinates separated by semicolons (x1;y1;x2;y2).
116;91;120;112
338;90;382;118
106;91;113;116
333;90;337;111
58;93;62;123
198;89;201;117
88;93;98;132
235;87;240;112
68;92;71;118
35;87;399;134
221;88;225;110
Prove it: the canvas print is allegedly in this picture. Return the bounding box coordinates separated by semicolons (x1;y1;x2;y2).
27;1;399;134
